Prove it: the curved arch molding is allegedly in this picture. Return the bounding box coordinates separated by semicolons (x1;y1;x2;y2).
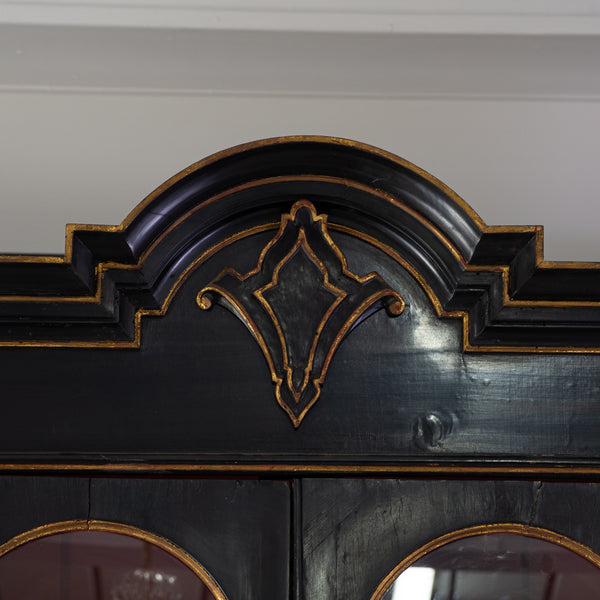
1;136;600;358
370;523;600;600
0;519;226;599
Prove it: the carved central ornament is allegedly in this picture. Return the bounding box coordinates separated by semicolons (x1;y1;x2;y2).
197;200;404;427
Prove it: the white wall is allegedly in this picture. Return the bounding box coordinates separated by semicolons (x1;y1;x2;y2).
1;4;600;260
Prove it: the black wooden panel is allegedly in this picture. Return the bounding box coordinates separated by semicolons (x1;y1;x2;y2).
2;233;600;464
90;477;290;600
531;482;600;551
301;478;600;600
0;262;94;296
0;476;88;545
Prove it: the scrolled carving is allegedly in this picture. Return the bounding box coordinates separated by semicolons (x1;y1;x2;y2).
197;200;404;427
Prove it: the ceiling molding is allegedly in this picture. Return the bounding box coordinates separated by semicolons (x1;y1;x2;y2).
2;27;600;100
3;85;600;104
2;0;600;35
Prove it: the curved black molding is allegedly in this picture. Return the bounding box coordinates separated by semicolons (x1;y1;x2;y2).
1;136;600;349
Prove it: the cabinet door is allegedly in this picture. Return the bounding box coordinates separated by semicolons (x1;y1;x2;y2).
0;476;290;600
300;478;600;600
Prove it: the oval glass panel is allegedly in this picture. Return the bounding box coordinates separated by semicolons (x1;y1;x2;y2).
0;529;221;599
379;532;600;600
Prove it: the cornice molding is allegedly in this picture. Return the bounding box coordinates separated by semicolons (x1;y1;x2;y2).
3;26;599;103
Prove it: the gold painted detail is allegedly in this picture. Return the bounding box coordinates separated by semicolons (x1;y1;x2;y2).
0;520;227;600
5;462;600;476
197;200;405;427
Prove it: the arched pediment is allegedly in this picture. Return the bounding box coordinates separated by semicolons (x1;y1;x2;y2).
1;136;598;353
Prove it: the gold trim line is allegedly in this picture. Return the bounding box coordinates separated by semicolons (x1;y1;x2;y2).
2;463;600;476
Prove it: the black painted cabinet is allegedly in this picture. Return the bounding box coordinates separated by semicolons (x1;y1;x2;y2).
0;476;290;599
2;137;600;598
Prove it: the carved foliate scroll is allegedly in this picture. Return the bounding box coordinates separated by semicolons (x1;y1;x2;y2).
197;200;404;427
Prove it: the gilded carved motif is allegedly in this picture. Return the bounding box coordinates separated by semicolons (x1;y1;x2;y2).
197;200;404;426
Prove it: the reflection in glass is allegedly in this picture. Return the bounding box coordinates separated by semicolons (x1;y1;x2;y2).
0;530;218;600
381;533;600;600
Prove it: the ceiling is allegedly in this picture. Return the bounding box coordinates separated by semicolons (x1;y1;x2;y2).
1;1;600;260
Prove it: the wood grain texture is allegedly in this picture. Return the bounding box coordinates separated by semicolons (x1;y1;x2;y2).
0;476;89;545
90;477;290;600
